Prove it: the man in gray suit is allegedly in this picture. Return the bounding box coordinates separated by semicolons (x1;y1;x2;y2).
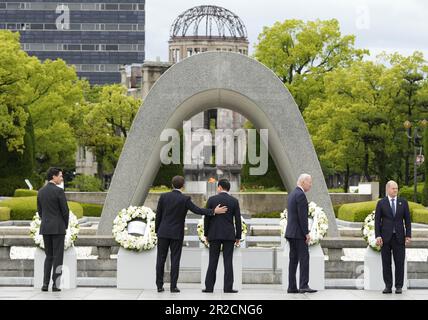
37;167;69;292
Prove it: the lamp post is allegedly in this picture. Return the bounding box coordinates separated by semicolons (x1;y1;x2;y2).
404;120;428;202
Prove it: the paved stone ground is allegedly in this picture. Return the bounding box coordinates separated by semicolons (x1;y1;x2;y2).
9;247;428;261
1;284;427;300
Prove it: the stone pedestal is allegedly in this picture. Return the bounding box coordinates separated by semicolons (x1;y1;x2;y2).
34;247;77;289
280;242;325;291
117;247;157;290
363;246;408;290
200;246;243;291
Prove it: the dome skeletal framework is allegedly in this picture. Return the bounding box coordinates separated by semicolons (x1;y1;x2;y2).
170;5;248;39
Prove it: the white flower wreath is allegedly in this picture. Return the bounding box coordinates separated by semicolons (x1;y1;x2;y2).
30;211;80;250
362;211;381;252
113;206;157;252
280;201;329;246
197;218;248;248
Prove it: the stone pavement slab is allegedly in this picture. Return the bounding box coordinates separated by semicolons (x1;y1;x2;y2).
1;284;427;300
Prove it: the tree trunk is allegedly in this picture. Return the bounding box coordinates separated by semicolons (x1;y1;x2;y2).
363;143;371;182
344;164;350;193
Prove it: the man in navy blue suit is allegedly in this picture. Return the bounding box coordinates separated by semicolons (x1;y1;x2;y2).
155;176;227;293
285;174;317;294
202;179;242;293
375;180;412;294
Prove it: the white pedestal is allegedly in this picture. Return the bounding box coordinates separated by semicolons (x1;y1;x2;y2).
364;246;408;290
34;247;77;289
117;247;157;290
280;242;325;291
200;247;243;291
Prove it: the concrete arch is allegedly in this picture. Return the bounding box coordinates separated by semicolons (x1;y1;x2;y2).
98;52;339;236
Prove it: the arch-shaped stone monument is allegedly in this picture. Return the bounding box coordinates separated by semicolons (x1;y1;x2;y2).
98;52;339;236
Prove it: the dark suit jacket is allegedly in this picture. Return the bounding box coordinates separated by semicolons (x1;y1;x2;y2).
204;192;242;241
285;187;309;240
37;182;69;235
155;190;214;240
375;197;411;244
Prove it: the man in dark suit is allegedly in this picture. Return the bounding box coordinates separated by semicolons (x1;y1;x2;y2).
285;174;317;294
37;167;69;292
375;180;412;294
203;179;242;293
155;176;227;293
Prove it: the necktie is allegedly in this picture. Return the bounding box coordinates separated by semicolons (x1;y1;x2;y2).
391;198;396;217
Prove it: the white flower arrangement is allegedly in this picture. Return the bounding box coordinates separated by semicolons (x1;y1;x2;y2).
113;206;157;252
280;202;329;246
29;211;80;250
197;218;248;248
362;211;381;252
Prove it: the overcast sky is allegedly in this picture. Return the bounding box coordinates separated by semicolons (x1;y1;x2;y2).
145;0;428;62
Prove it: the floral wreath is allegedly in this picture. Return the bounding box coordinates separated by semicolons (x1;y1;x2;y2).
113;206;157;252
362;211;381;252
280;201;329;246
197;218;248;248
30;211;80;250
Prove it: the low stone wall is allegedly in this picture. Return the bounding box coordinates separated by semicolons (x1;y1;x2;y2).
1;237;428;284
65;192;372;216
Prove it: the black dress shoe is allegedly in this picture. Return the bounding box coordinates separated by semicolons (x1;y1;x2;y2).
287;289;299;293
170;287;180;293
157;287;165;293
202;289;213;293
224;289;238;293
395;288;402;294
52;287;61;292
383;288;392;294
41;286;48;292
299;287;317;293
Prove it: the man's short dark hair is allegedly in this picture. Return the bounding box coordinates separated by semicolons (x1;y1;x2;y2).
46;167;62;181
172;176;185;189
218;179;231;191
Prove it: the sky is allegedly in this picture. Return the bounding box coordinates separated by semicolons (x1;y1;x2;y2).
145;0;428;62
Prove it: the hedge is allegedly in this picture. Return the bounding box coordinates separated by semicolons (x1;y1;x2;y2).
252;211;281;218
333;204;342;218
338;200;427;223
0;196;83;220
0;207;11;221
81;203;103;217
412;209;428;224
14;189;38;197
399;183;423;204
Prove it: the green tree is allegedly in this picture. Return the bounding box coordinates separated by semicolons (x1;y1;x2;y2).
76;84;141;182
254;19;368;111
381;52;428;185
0;30;37;153
305;59;403;195
28;59;87;172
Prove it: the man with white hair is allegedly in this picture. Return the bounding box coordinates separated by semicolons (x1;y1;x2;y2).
285;174;317;293
375;180;412;294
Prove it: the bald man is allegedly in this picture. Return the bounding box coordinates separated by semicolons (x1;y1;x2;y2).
375;181;412;294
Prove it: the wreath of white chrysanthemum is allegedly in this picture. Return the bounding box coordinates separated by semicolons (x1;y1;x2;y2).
280;201;329;246
30;211;80;250
362;211;381;252
113;206;157;252
197;218;248;248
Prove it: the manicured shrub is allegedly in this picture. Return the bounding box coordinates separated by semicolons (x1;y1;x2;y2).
0;207;11;221
81;203;103;217
0;196;83;220
14;189;38;197
412;209;428;224
69;175;103;192
338;200;425;222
